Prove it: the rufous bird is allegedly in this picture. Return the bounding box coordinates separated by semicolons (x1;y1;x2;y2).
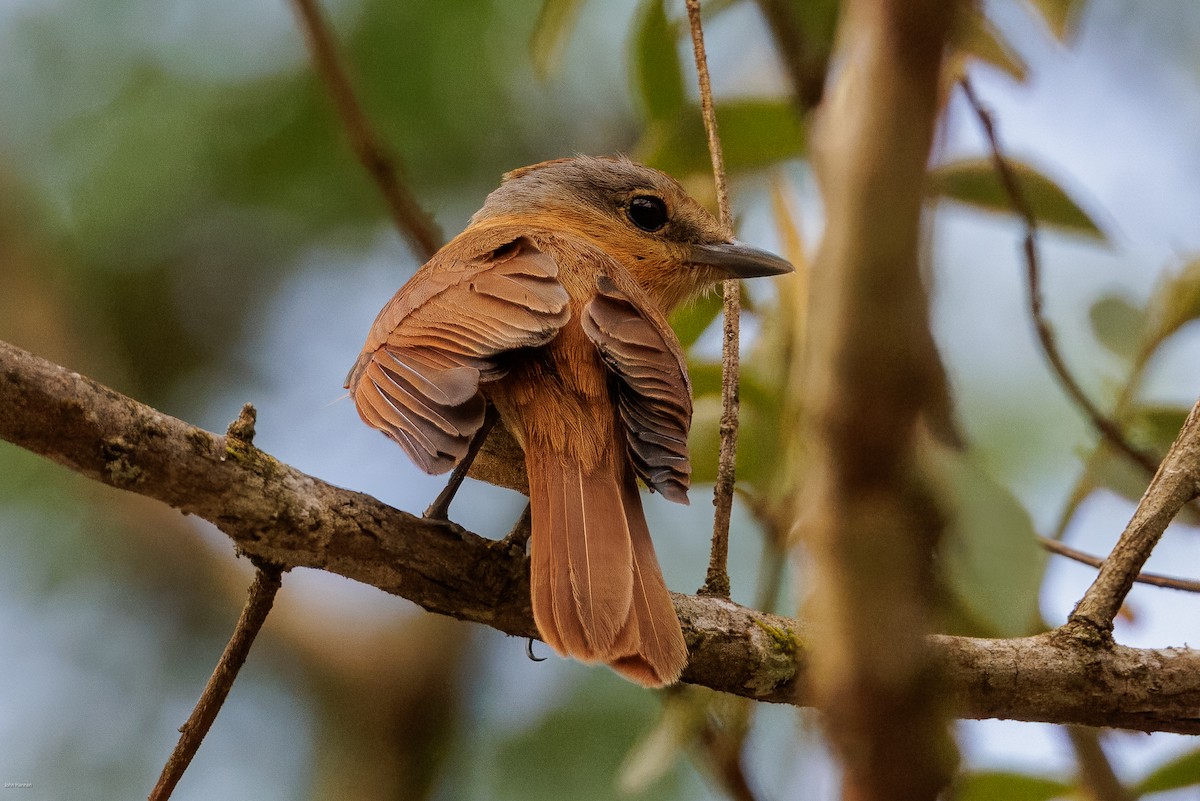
346;156;792;686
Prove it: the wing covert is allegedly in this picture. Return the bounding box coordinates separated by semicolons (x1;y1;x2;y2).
348;237;570;474
581;273;692;503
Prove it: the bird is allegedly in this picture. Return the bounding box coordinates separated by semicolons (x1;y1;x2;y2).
346;156;792;687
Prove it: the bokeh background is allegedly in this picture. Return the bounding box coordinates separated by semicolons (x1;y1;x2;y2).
2;0;1200;798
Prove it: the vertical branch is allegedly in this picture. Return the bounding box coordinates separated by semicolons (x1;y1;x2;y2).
801;1;959;799
684;0;740;599
289;0;442;260
149;563;285;801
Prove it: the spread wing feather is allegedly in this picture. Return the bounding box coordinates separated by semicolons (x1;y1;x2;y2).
581;274;692;503
347;237;570;473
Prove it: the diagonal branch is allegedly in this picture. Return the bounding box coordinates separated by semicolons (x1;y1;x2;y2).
4;338;1200;733
1068;396;1200;635
289;0;442;260
958;78;1159;477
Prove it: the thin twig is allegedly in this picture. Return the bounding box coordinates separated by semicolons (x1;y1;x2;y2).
1039;535;1200;594
1065;726;1135;801
958;78;1159;477
685;0;740;600
1068;396;1200;635
289;0;442;260
149;563;285;801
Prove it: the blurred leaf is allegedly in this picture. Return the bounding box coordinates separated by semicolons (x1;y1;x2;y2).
670;290;723;349
1089;294;1146;361
1026;0;1087;41
955;10;1028;82
689;368;779;485
1142;256;1200;352
618;692;706;794
928;158;1105;239
530;0;586;80
1127;405;1190;454
494;673;680;801
632;0;686;122
954;771;1071;801
930;441;1046;638
637;100;807;177
1135;748;1200;795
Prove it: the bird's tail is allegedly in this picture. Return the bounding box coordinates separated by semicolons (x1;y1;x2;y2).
527;445;688;687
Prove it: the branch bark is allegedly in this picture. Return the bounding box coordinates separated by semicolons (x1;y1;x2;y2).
802;1;960;798
3;339;1200;734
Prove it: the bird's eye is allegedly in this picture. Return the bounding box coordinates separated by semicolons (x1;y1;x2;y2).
626;195;669;232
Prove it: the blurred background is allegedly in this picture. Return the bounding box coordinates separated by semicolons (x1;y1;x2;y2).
2;0;1200;798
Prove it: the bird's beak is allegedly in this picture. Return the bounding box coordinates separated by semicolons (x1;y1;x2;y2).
687;240;794;278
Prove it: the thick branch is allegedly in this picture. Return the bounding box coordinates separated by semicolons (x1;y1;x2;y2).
3;339;1200;733
803;2;959;798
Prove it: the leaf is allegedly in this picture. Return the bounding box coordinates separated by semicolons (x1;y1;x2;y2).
929;441;1047;638
631;0;686;122
954;771;1071;801
954;10;1028;82
636;100;807;177
1135;748;1200;795
530;0;586;80
1026;0;1087;42
1126;405;1191;455
1142;256;1200;353
1088;294;1146;361
670;287;723;349
617;692;706;794
928;158;1105;240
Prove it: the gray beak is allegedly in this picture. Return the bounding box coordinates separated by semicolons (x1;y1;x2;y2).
687;240;794;278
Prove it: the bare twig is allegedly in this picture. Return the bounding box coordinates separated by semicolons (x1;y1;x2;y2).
289;0;442;260
7;340;1200;731
958;78;1159;477
149;563;284;801
1069;396;1200;635
684;0;740;600
1039;535;1200;594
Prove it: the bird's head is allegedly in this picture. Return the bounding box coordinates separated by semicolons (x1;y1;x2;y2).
470;155;793;312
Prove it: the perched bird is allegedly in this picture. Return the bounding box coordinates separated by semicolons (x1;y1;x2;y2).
346;156;792;686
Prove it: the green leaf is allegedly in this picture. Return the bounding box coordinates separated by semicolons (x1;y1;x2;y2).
956;10;1028;82
930;441;1047;638
1127;405;1190;455
1142;256;1200;352
670;290;723;349
636;100;807;177
1088;294;1146;361
954;771;1071;801
631;0;686;122
1136;748;1200;795
928;158;1105;239
530;0;586;80
1026;0;1087;42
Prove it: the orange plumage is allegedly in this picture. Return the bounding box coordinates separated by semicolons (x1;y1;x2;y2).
347;156;791;686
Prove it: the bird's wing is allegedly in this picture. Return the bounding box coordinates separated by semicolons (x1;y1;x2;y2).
581;273;692;503
347;236;571;474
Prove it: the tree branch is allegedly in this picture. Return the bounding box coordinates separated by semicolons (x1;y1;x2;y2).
289;0;442;260
684;0;740;600
3;338;1200;733
1069;396;1200;635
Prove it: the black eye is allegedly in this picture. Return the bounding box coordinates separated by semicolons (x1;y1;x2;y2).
626;195;669;232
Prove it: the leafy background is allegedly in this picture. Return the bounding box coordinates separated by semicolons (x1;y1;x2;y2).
2;0;1200;798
